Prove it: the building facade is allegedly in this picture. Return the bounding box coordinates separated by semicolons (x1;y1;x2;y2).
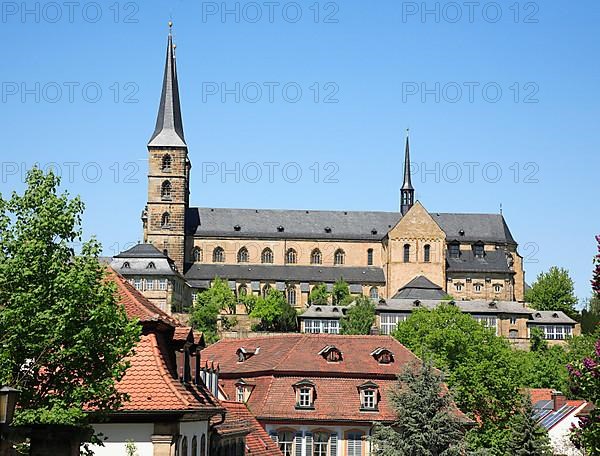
123;29;526;315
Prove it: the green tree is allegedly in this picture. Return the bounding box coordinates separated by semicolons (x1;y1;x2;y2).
525;267;578;320
309;283;330;305
393;305;523;453
240;293;260;315
530;327;549;352
371;360;466;456
190;277;235;343
0;169;140;428
340;295;375;335
332;278;351;305
250;289;298;332
504;398;552;456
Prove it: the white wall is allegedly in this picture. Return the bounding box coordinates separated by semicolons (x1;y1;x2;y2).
90;423;154;456
179;421;210;456
548;406;586;456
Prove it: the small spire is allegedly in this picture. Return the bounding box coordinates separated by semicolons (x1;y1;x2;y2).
401;129;414;191
148;24;186;148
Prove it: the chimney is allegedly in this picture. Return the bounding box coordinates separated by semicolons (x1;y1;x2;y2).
552;391;567;411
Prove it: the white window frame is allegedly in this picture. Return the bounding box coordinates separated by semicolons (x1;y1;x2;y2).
236;386;245;403
362;389;377;410
298;387;312;407
380;313;408;335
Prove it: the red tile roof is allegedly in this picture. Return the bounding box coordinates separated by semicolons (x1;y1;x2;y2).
529;388;554;404
219;401;283;456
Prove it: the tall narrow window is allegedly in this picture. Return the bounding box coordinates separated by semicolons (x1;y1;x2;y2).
424;244;431;263
237;247;249;263
369;287;379;299
299;388;312;407
191;437;198;456
262;284;271;298
213;247;225;263
181;436;188;456
161;180;172;200
238;284;248;297
261;248;274;264
313;433;329;456
403;244;411;263
473;242;485;258
278;431;294;456
449;242;460;259
347;433;364;456
287;286;297;306
161;154;172;172
311;249;322;265
200;435;206;456
286;248;297;264
367;248;374;266
161;212;170;228
192;247;203;262
334;249;345;265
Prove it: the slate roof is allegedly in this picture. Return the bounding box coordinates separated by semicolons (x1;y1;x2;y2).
217;402;283;456
114;243;170;259
186;208;517;245
392;276;447;300
446;249;513;274
298;305;350;319
112;244;180;277
184;264;386;287
377;299;534;316
529;311;577;325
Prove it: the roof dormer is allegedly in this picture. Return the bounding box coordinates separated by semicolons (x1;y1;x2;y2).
236;346;259;363
293;379;316;409
370;347;394;364
358;381;379;411
318;345;343;362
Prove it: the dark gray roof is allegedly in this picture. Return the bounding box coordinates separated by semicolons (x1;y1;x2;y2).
114;243;168;259
377;299;534;316
392;276;446;300
184;264;385;287
148;32;186;148
446;249;513;274
186;207;517;245
432;213;516;244
299;305;350;319
528;311;577;325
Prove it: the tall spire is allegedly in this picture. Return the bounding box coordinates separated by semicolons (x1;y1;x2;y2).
148;22;186;148
400;129;415;215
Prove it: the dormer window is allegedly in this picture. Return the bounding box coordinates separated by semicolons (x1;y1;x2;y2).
147;262;156;270
358;381;379;411
122;262;130;269
473;242;485;258
449;242;460;259
371;348;394;364
235;379;254;403
236;347;258;362
293;379;316;409
318;345;343;362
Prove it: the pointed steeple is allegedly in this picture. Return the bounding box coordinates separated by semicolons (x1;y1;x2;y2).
400;129;415;215
148;23;186;148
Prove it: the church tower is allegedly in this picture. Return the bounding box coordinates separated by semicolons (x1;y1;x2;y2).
143;23;191;272
400;131;415;216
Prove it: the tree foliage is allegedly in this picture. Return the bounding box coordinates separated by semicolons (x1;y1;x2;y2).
250;289;298;332
371;360;466;456
340;295;375;335
309;283;330;305
525;266;579;320
504;398;552;456
331;278;352;305
190;277;235;343
0;169;140;427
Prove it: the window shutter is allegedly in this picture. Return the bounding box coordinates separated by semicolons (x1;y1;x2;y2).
329;433;338;456
269;431;279;444
305;432;313;456
295;432;303;456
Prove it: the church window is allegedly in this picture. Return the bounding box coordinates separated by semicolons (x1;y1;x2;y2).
192;247;203;262
238;284;248;296
334;249;345;265
262;284;272;298
161;212;170;228
161;181;172;200
403;244;411;263
424;244;431;263
261;248;274;264
287;286;297;306
237;247;249;263
474;283;482;292
213;247;225;263
494;284;502;293
161;154;172;172
311;249;322;265
369;287;379;299
367;248;374;266
286;248;297;264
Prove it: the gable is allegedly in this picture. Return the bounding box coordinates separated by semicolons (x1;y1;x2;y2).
387;201;445;240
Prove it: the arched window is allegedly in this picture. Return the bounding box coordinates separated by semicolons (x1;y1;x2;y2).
311;249;322;265
192;247;203;262
261;248;273;264
287;286;297;306
213;247;225;263
161;154;172;172
191;436;198;456
238;284;248;297
181;436;188;456
370;287;379;299
494;284;503;293
286;248;297;264
200;435;206;456
474;283;483;293
237;247;249;263
278;431;294;456
424;244;431;263
313;432;330;456
403;244;411;263
161;180;172;200
161;212;170;228
262;284;271;298
334;249;345;265
367;248;374;266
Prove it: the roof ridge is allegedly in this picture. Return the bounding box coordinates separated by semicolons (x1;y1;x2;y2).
273;335;307;370
149;333;192;408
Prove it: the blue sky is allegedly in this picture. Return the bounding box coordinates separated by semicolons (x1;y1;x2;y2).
1;0;599;303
